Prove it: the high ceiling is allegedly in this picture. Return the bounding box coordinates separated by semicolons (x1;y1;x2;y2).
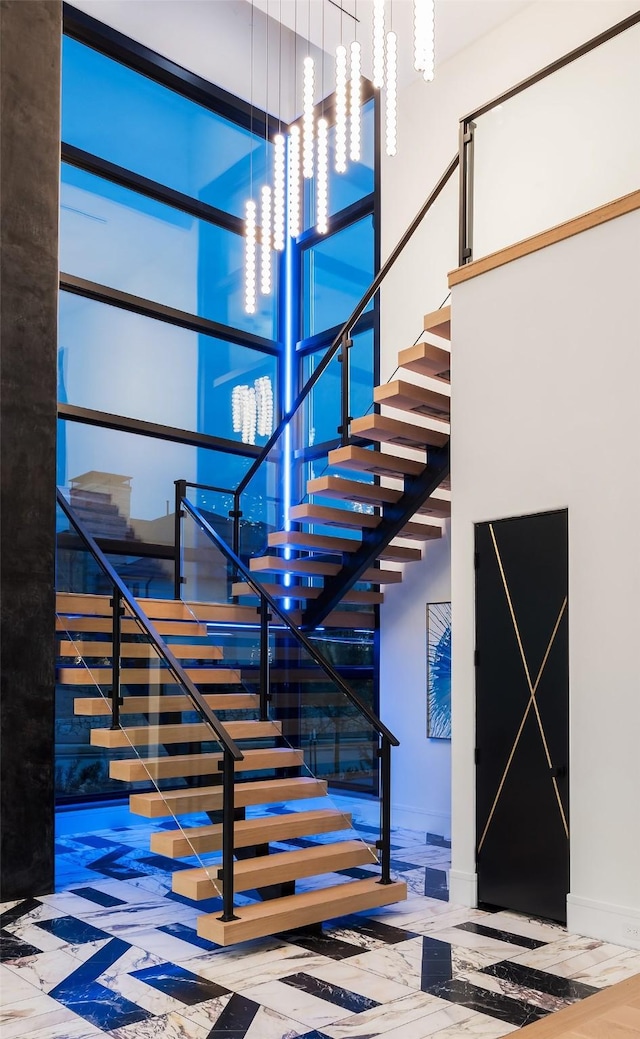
253;0;533;88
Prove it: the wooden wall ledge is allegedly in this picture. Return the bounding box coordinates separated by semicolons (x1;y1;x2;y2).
448;188;640;287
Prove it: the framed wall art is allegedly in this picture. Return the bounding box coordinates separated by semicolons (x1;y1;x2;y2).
427;601;451;739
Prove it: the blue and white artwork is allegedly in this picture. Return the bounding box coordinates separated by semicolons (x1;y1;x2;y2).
427;601;451;739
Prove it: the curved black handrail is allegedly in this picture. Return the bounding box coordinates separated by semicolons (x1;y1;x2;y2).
236;152;460;498
180;495;400;748
56;488;244;761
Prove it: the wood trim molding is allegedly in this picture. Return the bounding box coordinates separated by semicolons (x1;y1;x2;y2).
448;189;640;287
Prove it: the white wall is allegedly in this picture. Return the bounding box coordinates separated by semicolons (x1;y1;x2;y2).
450;207;640;944
379;0;638;862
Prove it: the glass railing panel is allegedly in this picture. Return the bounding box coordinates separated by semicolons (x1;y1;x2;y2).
471;21;640;260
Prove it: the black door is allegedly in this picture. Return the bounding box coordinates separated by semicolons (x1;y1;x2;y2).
475;509;569;923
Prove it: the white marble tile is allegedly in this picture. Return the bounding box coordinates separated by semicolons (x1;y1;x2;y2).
324;991;450;1039
0;900;24;914
101;969;186;1016
432;927;524;960
486;912;567;944
346;935;502;991
244;1003;311;1039
3;1010;105;1039
186;937;301;983
536;941;630;979
309;960;410;1002
241;978;353;1029
413;1009;520;1038
563;948;640;987
0;997;92;1039
109;1009;210;1039
177;993;233;1030
210;949;333;992
0;962;44;1005
119;926;206;963
362;1001;476;1039
1;949;82;992
508;934;606;970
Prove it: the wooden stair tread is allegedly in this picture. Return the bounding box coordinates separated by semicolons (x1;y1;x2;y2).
129;776;327;819
307;476;401;507
56;616;208;637
399;519;444;541
423;304;451;339
417;490;451;518
289;609;375;629
290;503;380;530
197;876;408;945
58;641;223;660
174;840;375;898
59;666;241;686
250;555;341;578
231;582;384;605
328;445;425;479
398;340;450;381
91;719;281;748
75;693;259;716
267;531;419;565
375;380;450;421
56;593;197;622
110;747;304;783
150;808;353;857
351;413;449;450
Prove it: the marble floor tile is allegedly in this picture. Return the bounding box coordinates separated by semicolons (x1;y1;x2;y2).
367;1001;477;1038
240;977;356;1029
308;959;411;1003
534;942;632;979
345;935;504;994
485;913;566;944
322;991;449;1039
560;948;640;987
2;948;84;992
432;928;527;960
508;935;609;971
108;1008;210;1039
117;927;208;963
0;962;45;1004
404;1008;519;1038
455;970;572;1015
0;1000;102;1039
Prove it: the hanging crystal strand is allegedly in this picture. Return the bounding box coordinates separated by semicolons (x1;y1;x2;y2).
245;199;257;313
385;30;397;157
335;44;347;173
316;117;329;233
303;56;315;179
424;0;435;80
272;133;286;251
349;41;362;163
288;124;301;237
260;185;272;295
373;0;385;89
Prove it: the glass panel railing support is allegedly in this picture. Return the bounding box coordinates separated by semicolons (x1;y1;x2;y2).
109;588;124;730
230;491;242;558
219;750;238;923
259;598;270;722
173;479;187;599
337;334;353;446
378;736;392;885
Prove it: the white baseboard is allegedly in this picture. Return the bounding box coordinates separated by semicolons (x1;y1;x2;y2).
567;893;640;950
392;803;451;839
449;869;478;907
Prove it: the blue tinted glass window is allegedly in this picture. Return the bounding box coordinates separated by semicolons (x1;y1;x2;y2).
58;292;278;443
60;164;277;340
62;36;270;218
57;419;253;530
301;327;374;447
303;216;374;337
304;100;375;229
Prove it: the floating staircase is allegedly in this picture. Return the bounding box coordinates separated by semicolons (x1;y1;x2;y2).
56;590;407;944
239;306;452;625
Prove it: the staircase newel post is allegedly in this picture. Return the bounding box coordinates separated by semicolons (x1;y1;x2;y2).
378;736;392;885
110;587;124;730
337;333;353;446
259;597;270;722
174;480;187;600
230;491;242;559
218;750;238;922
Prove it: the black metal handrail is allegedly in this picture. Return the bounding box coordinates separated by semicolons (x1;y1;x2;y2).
56;488;243;762
235;152;459;499
179;494;400;748
459;11;640;265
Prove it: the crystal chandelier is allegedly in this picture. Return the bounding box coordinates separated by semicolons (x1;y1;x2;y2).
244;0;437;313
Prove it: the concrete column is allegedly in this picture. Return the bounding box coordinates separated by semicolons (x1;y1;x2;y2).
1;0;62;899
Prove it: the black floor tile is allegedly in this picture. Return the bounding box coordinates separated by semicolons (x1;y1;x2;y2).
132;963;231;1005
455;920;547;949
482;960;599;1001
281;971;380;1014
428;978;549;1027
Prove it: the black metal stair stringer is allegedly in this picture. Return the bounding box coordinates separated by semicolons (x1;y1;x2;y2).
300;440;450;629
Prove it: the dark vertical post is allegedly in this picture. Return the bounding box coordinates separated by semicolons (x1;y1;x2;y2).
110;590;123;730
337;334;353;446
230;491;242;559
173;479;186;599
0;0;61;900
378;737;392;884
259;597;270;722
218;751;238;922
458;119;475;267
